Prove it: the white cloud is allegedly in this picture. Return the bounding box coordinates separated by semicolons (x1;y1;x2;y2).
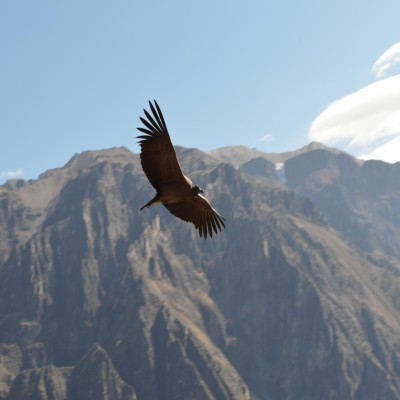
308;74;400;163
0;168;24;179
258;134;274;143
360;136;400;163
372;42;400;79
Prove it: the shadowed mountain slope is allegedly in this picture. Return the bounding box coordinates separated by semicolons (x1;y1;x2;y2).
1;146;400;399
209;141;333;166
284;148;400;258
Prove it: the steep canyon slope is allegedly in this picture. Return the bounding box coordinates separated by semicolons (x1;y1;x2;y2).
1;145;400;399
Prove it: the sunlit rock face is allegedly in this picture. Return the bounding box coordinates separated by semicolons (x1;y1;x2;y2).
1;145;400;400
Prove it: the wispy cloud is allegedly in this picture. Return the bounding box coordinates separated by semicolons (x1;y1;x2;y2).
372;42;400;79
258;134;274;143
360;136;400;163
0;168;24;179
308;64;400;163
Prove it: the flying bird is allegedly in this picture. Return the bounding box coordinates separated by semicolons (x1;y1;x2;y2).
137;100;226;238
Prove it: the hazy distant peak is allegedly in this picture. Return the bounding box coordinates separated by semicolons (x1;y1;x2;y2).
304;141;333;150
64;146;136;170
209;141;346;168
37;147;139;184
208;145;268;167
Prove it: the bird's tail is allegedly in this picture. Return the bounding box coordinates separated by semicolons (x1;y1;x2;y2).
140;193;161;211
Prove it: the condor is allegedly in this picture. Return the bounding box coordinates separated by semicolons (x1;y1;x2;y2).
137;100;226;238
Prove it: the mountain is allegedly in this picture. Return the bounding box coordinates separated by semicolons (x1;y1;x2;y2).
215;143;400;260
209;141;333;166
1;145;400;399
238;157;282;186
284;148;400;258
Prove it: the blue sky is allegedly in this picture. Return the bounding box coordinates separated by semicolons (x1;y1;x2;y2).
2;1;400;182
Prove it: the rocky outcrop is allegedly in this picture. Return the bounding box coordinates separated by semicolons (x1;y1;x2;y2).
284;148;400;257
1;146;400;399
6;344;137;400
239;157;280;186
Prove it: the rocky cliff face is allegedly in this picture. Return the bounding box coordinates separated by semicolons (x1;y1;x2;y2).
1;145;400;399
284;149;400;258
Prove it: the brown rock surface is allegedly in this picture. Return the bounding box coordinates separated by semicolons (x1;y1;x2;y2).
1;145;400;399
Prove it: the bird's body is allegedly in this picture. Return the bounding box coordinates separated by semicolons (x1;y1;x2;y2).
140;178;193;208
159;178;193;202
137;100;225;238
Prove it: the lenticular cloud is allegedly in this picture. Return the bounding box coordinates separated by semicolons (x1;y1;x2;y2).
308;62;400;163
359;136;400;163
0;168;24;179
372;41;400;79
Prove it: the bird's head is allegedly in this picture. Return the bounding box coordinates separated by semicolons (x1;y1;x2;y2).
192;185;204;195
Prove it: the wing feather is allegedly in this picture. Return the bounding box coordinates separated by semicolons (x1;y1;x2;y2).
154;101;169;132
143;110;163;133
137;100;186;190
140;116;160;134
210;214;218;233
163;194;226;238
149;102;166;132
216;213;225;229
206;214;213;238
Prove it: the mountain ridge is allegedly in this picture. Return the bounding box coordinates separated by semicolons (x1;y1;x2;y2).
1;144;400;399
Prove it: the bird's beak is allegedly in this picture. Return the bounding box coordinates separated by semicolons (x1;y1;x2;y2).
199;188;204;194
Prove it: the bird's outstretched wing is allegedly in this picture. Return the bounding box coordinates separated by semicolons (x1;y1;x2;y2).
137;100;186;190
163;194;226;239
